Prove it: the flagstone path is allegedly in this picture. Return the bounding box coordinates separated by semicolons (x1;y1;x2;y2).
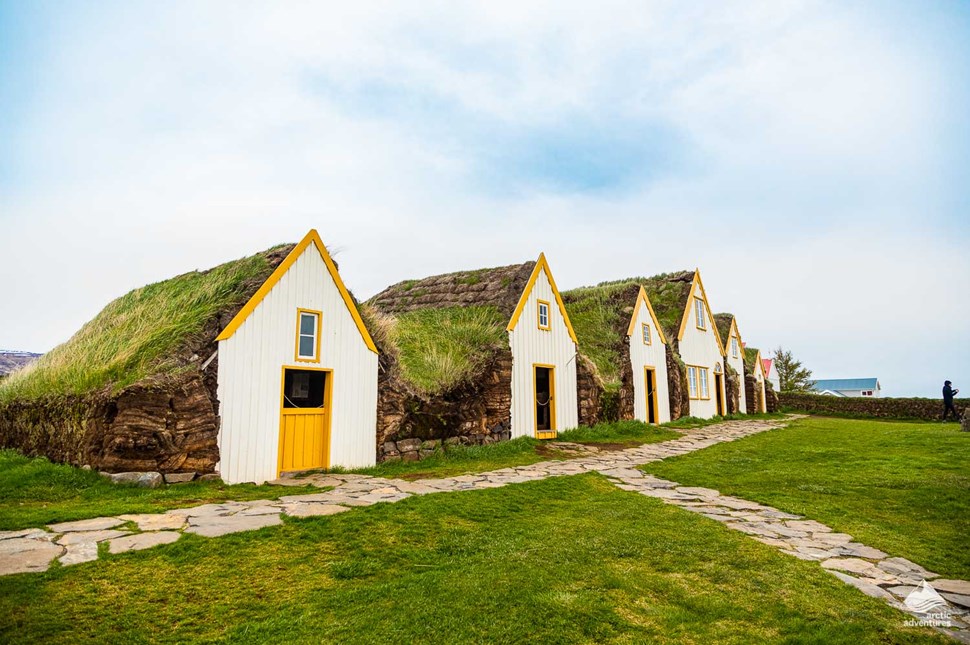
2;414;967;641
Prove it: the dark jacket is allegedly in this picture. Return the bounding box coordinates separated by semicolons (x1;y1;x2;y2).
943;384;956;403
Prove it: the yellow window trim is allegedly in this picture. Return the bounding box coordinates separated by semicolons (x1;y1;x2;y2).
294;308;323;363
624;286;667;345
686;363;711;401
507;253;579;344
536;299;552;331
277;365;333;477
641;322;651;345
216;229;378;354
676;270;725;354
533;362;557;439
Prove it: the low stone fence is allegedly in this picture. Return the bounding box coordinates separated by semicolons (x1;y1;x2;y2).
778;392;970;421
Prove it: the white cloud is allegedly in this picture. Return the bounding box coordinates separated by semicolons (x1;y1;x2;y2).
1;0;967;397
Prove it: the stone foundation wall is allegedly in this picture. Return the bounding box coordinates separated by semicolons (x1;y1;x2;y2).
779;392;970;421
744;374;763;414
617;342;635;421
666;344;689;421
376;350;514;462
0;372;219;473
725;365;740;415
576;354;604;428
765;383;779;413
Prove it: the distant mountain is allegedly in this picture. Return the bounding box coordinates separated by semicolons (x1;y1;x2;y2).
0;350;42;377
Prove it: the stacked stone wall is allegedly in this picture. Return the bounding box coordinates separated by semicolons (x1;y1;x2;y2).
778;393;970;421
0;372;219;473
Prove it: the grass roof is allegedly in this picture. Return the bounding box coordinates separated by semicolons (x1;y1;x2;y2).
561;281;642;388
713;314;735;346
640;271;694;341
368;305;509;396
743;347;762;375
369;262;535;318
0;244;292;403
366;262;537;396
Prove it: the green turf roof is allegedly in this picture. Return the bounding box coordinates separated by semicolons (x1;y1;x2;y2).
714;314;735;346
640;271;695;341
743;347;762;375
561;281;643;388
0;244;293;403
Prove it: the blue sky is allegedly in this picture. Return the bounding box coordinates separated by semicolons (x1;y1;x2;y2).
1;0;968;397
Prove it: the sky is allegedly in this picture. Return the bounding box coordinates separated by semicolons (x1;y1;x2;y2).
1;0;968;397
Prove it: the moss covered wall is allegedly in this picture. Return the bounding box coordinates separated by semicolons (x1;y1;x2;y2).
779;392;969;421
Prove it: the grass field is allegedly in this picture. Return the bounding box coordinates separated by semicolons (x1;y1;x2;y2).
0;474;944;644
643;416;970;580
0;450;319;531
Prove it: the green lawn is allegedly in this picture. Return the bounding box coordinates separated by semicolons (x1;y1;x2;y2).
348;420;680;480
0;450;319;531
643;416;970;580
0;474;943;644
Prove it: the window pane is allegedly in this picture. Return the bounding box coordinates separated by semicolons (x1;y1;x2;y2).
300;313;316;335
299;335;315;357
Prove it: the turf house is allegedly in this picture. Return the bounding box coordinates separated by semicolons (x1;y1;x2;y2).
744;346;769;414
0;230;379;484
714;313;747;415
366;254;602;462
562;283;671;425
641;269;727;420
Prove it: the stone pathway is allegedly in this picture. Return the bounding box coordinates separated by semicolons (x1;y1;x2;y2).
0;418;786;576
602;469;970;642
1;414;966;640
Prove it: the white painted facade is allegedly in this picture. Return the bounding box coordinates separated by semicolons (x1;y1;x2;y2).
752;354;768;413
628;298;670;424
765;363;781;393
508;265;578;438
216;240;378;484
677;277;727;419
723;322;747;414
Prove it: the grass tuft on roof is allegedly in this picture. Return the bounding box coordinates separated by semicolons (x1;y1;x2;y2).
640;271;694;340
0;246;290;403
562;280;643;388
383;306;508;396
743;347;762;375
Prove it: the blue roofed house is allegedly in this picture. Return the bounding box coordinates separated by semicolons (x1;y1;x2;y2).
810;378;881;398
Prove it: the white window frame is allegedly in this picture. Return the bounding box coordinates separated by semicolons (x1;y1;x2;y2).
699;368;710;399
537;300;551;331
695;298;706;330
687;366;698;399
295;309;321;362
731;337;739;358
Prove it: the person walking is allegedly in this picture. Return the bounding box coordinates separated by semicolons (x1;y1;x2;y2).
942;380;960;421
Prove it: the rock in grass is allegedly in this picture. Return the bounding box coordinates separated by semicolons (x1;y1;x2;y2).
48;517;125;533
101;472;164;488
197;474;223;483
163;472;196;484
108;531;181;554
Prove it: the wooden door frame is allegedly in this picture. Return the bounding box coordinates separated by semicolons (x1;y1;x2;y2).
643;366;659;425
278;365;333;476
533;363;557;439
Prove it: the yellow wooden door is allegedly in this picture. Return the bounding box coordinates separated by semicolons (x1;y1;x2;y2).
279;409;329;473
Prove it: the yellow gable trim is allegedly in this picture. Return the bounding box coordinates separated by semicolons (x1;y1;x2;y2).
625;286;668;345
506;253;579;344
676;270;726;355
721;317;743;359
754;349;767;379
216;229;378;354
